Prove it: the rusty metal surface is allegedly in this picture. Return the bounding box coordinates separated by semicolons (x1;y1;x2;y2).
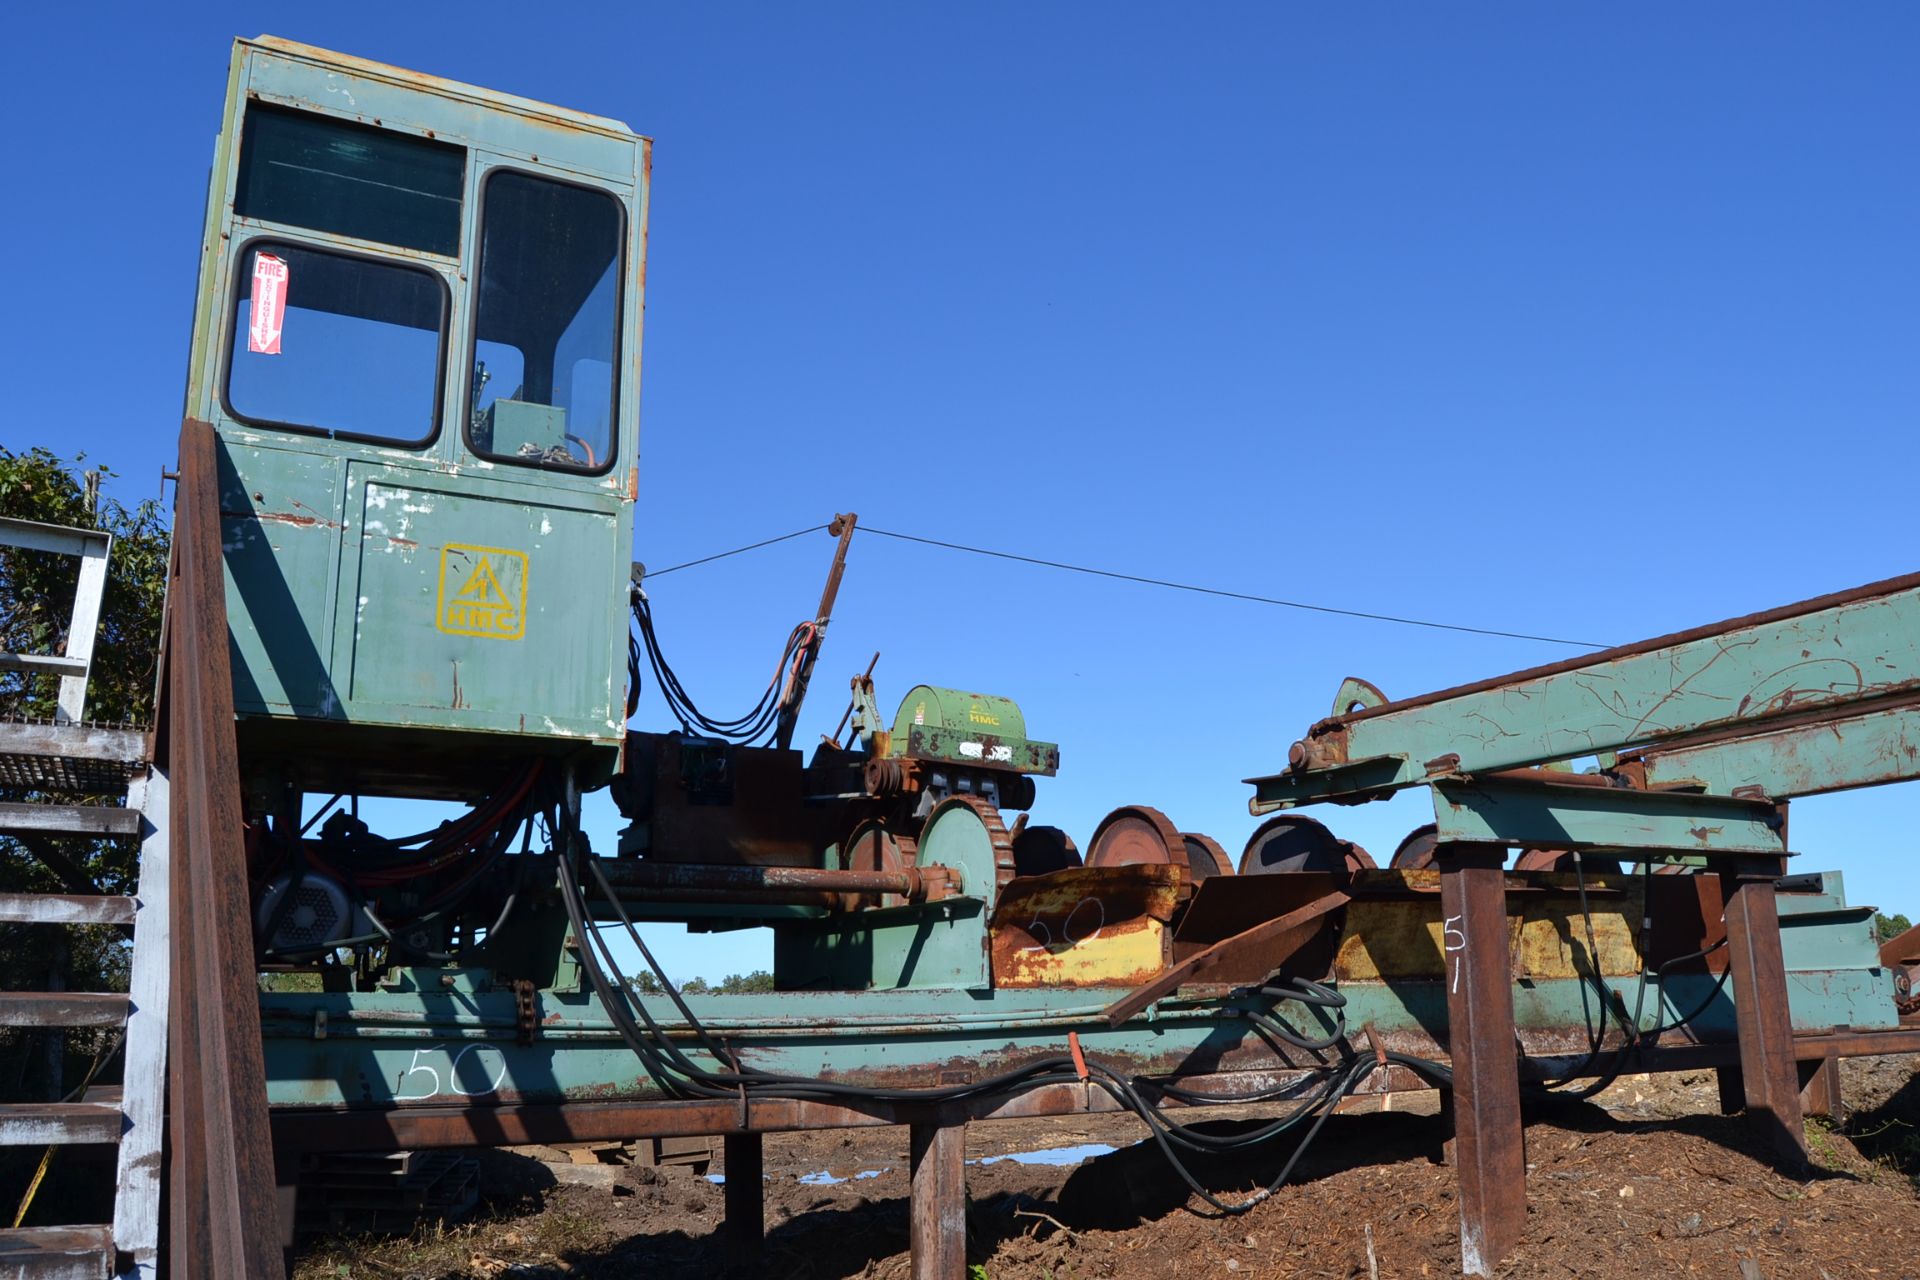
633;733;841;867
988;865;1180;988
1173;871;1345;982
1880;921;1920;966
839;819;915;909
1104;888;1351;1026
597;859;929;899
774;513;856;752
166;419;286;1280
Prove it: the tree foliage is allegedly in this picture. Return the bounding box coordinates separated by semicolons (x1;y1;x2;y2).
1876;912;1913;944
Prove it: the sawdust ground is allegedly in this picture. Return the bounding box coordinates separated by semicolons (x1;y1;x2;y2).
293;1056;1920;1279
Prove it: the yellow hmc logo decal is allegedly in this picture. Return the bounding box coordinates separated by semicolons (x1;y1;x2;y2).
437;543;528;640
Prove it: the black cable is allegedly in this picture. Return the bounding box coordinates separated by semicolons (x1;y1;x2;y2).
857;525;1611;649
642;524;830;580
630;592;810;744
549;794;1469;1209
634;520;1608;648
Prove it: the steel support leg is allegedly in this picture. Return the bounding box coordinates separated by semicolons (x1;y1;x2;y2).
722;1132;764;1270
909;1116;967;1280
1798;1053;1843;1122
1438;845;1526;1277
1721;867;1808;1166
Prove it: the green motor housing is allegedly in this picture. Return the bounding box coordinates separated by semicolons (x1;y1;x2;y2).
888;686;1058;777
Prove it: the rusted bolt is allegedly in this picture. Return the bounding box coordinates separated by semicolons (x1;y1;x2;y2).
1288;741;1308;770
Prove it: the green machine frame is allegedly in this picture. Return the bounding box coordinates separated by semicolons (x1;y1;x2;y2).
141;36;1920;1280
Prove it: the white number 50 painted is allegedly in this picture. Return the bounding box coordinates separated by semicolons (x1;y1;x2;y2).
395;1044;509;1101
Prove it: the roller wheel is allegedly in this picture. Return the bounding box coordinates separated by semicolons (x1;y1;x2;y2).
1086;805;1189;873
1180;833;1233;883
1513;849;1622;875
1390;824;1439;871
1240;814;1359;875
1012;825;1081;877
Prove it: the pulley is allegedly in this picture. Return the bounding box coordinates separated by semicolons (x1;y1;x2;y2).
836;820;918;910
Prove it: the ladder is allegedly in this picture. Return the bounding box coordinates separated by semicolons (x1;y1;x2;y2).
0;516;170;1279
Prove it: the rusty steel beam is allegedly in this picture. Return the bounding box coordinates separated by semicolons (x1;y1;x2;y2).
774;512;858;751
1720;864;1809;1166
595;857;939;902
909;1116;967;1280
166;419;285;1280
271;1082;1107;1152
1437;846;1526;1278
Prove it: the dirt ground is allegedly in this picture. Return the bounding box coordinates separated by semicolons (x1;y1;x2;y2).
294;1056;1920;1279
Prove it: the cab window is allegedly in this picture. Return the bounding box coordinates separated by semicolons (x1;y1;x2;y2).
225;242;447;444
467;171;622;472
235;104;465;256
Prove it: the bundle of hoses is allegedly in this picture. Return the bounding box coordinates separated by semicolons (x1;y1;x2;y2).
1534;854;1734;1101
552;813;1457;1214
629;590;817;745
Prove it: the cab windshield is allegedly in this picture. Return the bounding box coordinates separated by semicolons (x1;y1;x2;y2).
467;171;623;472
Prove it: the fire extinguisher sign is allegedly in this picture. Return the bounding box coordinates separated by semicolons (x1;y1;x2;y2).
248;252;289;355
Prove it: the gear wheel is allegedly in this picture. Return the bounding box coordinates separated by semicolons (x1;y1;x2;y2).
918;793;1019;901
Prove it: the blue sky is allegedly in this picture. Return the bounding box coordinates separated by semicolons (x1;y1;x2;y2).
7;5;1918;978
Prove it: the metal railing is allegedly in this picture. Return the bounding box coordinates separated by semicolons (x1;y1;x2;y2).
0;515;112;723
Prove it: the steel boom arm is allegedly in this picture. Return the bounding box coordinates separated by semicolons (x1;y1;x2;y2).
1251;569;1920;812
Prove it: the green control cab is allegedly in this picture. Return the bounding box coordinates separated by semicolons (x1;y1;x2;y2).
183;38;649;795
